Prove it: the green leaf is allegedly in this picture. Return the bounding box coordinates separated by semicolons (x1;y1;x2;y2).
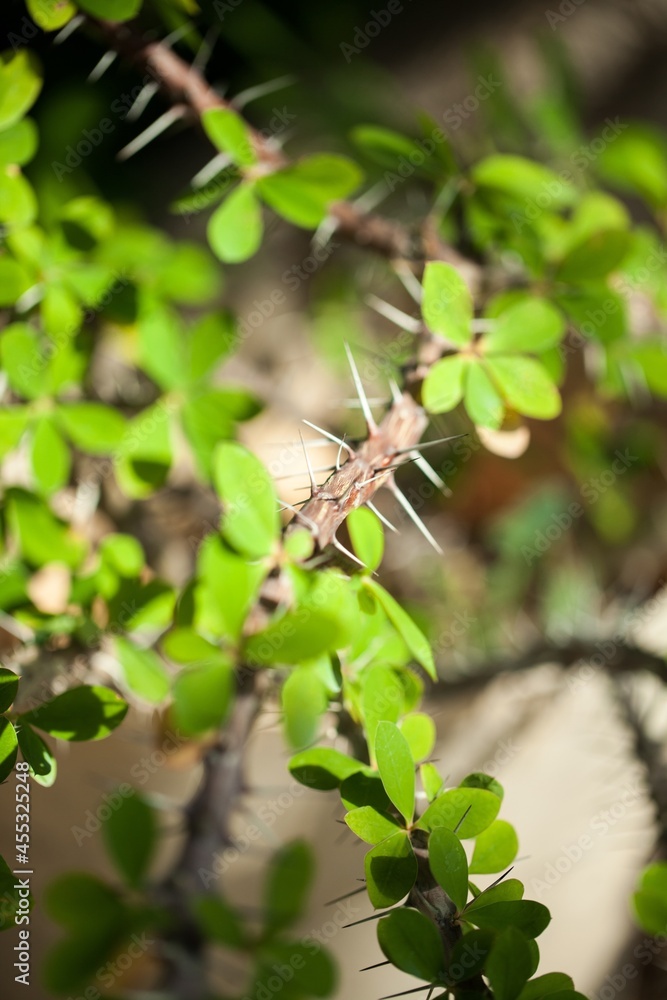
102;790;156;889
421;262;473;346
417;787;500;838
265;840;313;933
361;664;404;760
42;874;126;994
422;354;468;413
56;403;126;454
466;899;551;938
1;323;46;399
448;928;494;983
375;720;415;824
20;685;128;741
0;408;29;459
597;124;667;208
464;361;504;429
181;386;261;476
16;722;56;786
162;628;221;664
633;862;667;935
472;154;576;208
485;356;562;420
421;762;443;802
557;230;631;282
201;107;257;166
258;942;336;996
467;879;525;910
41;282;82;338
282;666;328;749
186;311;236;383
171;659;234;736
487;927;535;1000
138;302;186;391
461;772;504;800
365;831;417;907
428;826;469;911
351;125;436;171
347;506;384;570
6;488;86;568
0;257;31;306
194;896;245;947
75;0;142;20
364;580;436;679
99;533;144;577
485;299;565;354
194;535;266;640
289;747;365;790
0;50;42;131
345;805;403;844
470;820;519;874
0;717;18;783
0;118;38;167
0;170;37;228
0;668;19;713
258;154;363;228
26;0;77;30
114;637;170;704
341;771;391;812
399;713;436;763
244;570;354;665
377;907;446;981
208;183;264;263
213;441;278;559
518;973;575;1000
31;417;71;495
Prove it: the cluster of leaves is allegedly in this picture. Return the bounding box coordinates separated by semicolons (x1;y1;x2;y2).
289;722;585;1000
3;4;667;999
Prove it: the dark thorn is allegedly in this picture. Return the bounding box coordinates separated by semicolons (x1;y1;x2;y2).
325;885;367;907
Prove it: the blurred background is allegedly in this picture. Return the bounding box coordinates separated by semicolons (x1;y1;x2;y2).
4;0;667;997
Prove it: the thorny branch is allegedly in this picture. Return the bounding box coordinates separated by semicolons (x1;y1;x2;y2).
73;16;667;998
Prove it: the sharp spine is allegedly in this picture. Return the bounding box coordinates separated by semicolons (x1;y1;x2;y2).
389;482;443;555
366;501;399;533
344;342;378;434
116;105;186;161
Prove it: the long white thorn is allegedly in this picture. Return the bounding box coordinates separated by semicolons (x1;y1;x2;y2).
393;434;467;456
332;535;366;569
193;25;219;74
54;14;84;44
281;500;319;535
393;261;423;304
191;150;233;188
344;342;378;434
233;74;296;109
116;106;186;161
302;420;355;456
126;81;160;122
411;454;451;497
388;377;404;405
389;482;443;555
336;435;347;471
87;50;118;84
299;431;319;493
366;295;421;334
366;501;399;534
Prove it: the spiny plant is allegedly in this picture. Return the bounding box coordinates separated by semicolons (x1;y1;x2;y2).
1;2;667;999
